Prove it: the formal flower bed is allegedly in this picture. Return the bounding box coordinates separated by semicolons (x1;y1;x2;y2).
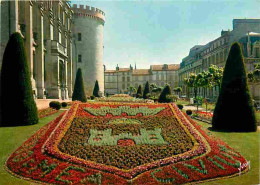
38;107;58;118
191;111;213;123
96;96;154;103
6;102;248;184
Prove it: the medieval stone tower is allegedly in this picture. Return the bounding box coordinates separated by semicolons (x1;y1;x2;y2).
72;4;105;96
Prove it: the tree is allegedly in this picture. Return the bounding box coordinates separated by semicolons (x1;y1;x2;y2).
208;65;224;95
72;68;87;102
158;84;172;103
128;85;136;96
143;81;150;99
93;80;100;97
1;32;38;126
174;87;182;97
212;42;256;132
136;85;142;98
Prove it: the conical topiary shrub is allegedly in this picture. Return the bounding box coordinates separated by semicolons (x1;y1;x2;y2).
136;85;142;98
1;32;38;126
158;84;172;103
143;81;150;99
72;68;87;102
93;80;100;97
212;42;256;132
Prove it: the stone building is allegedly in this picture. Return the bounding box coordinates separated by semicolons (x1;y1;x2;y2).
1;0;73;99
104;64;179;95
178;19;260;101
71;4;105;96
0;1;105;98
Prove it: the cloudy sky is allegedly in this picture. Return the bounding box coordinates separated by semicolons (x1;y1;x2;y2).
71;0;260;69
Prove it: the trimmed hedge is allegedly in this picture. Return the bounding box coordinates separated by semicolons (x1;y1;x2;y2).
158;84;172;103
1;32;38;126
49;101;61;110
143;82;150;99
72;68;87;102
177;104;183;110
93;80;100;97
186;110;192;115
61;102;68;107
212;43;257;132
136;85;142;98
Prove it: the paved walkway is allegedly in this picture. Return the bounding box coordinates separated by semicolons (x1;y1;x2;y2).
36;99;71;110
183;105;203;111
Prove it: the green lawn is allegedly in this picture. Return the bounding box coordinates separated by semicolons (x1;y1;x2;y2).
195;120;259;185
0;110;65;185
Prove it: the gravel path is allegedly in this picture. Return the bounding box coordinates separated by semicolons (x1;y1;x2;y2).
36;99;71;110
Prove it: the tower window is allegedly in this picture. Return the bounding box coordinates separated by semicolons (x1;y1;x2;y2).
78;55;82;63
78;33;81;41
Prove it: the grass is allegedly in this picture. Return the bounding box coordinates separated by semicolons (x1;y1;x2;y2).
0;110;65;185
195;120;259;185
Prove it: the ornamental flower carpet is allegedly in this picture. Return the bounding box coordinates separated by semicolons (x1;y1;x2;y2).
6;102;249;184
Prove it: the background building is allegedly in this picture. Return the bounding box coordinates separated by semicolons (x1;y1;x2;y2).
72;4;105;96
178;19;260;101
0;1;105;99
104;64;179;95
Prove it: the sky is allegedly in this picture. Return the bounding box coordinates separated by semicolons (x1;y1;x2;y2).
71;0;260;69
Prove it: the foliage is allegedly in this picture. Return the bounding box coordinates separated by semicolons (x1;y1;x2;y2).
158;84;172;103
177;104;183;110
127;85;136;96
49;101;61;110
72;68;87;102
212;43;256;132
186;110;192;115
166;95;178;102
143;81;150;99
90;95;95;100
61;102;68;107
93;80;100;97
248;63;260;82
136;85;142;98
1;32;38;126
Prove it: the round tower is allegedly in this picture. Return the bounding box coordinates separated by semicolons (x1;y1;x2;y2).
72;4;105;96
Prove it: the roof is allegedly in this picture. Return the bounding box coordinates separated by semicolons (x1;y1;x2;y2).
151;65;164;71
118;68;130;72
132;69;150;76
105;70;116;73
167;64;180;71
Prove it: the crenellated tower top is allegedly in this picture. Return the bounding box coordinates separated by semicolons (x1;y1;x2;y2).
72;4;105;24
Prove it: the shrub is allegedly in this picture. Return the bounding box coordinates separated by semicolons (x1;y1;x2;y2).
143;82;150;99
61;102;68;107
72;68;87;102
93;80;100;97
136;85;142;98
1;32;38;126
49;101;61;110
90;95;95;100
177;104;183;110
186;110;192;115
212;43;257;132
158;84;172;103
166;95;178;103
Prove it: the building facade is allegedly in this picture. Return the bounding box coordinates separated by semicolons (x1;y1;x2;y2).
178;19;260;101
104;64;179;95
0;1;105;99
72;4;105;96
